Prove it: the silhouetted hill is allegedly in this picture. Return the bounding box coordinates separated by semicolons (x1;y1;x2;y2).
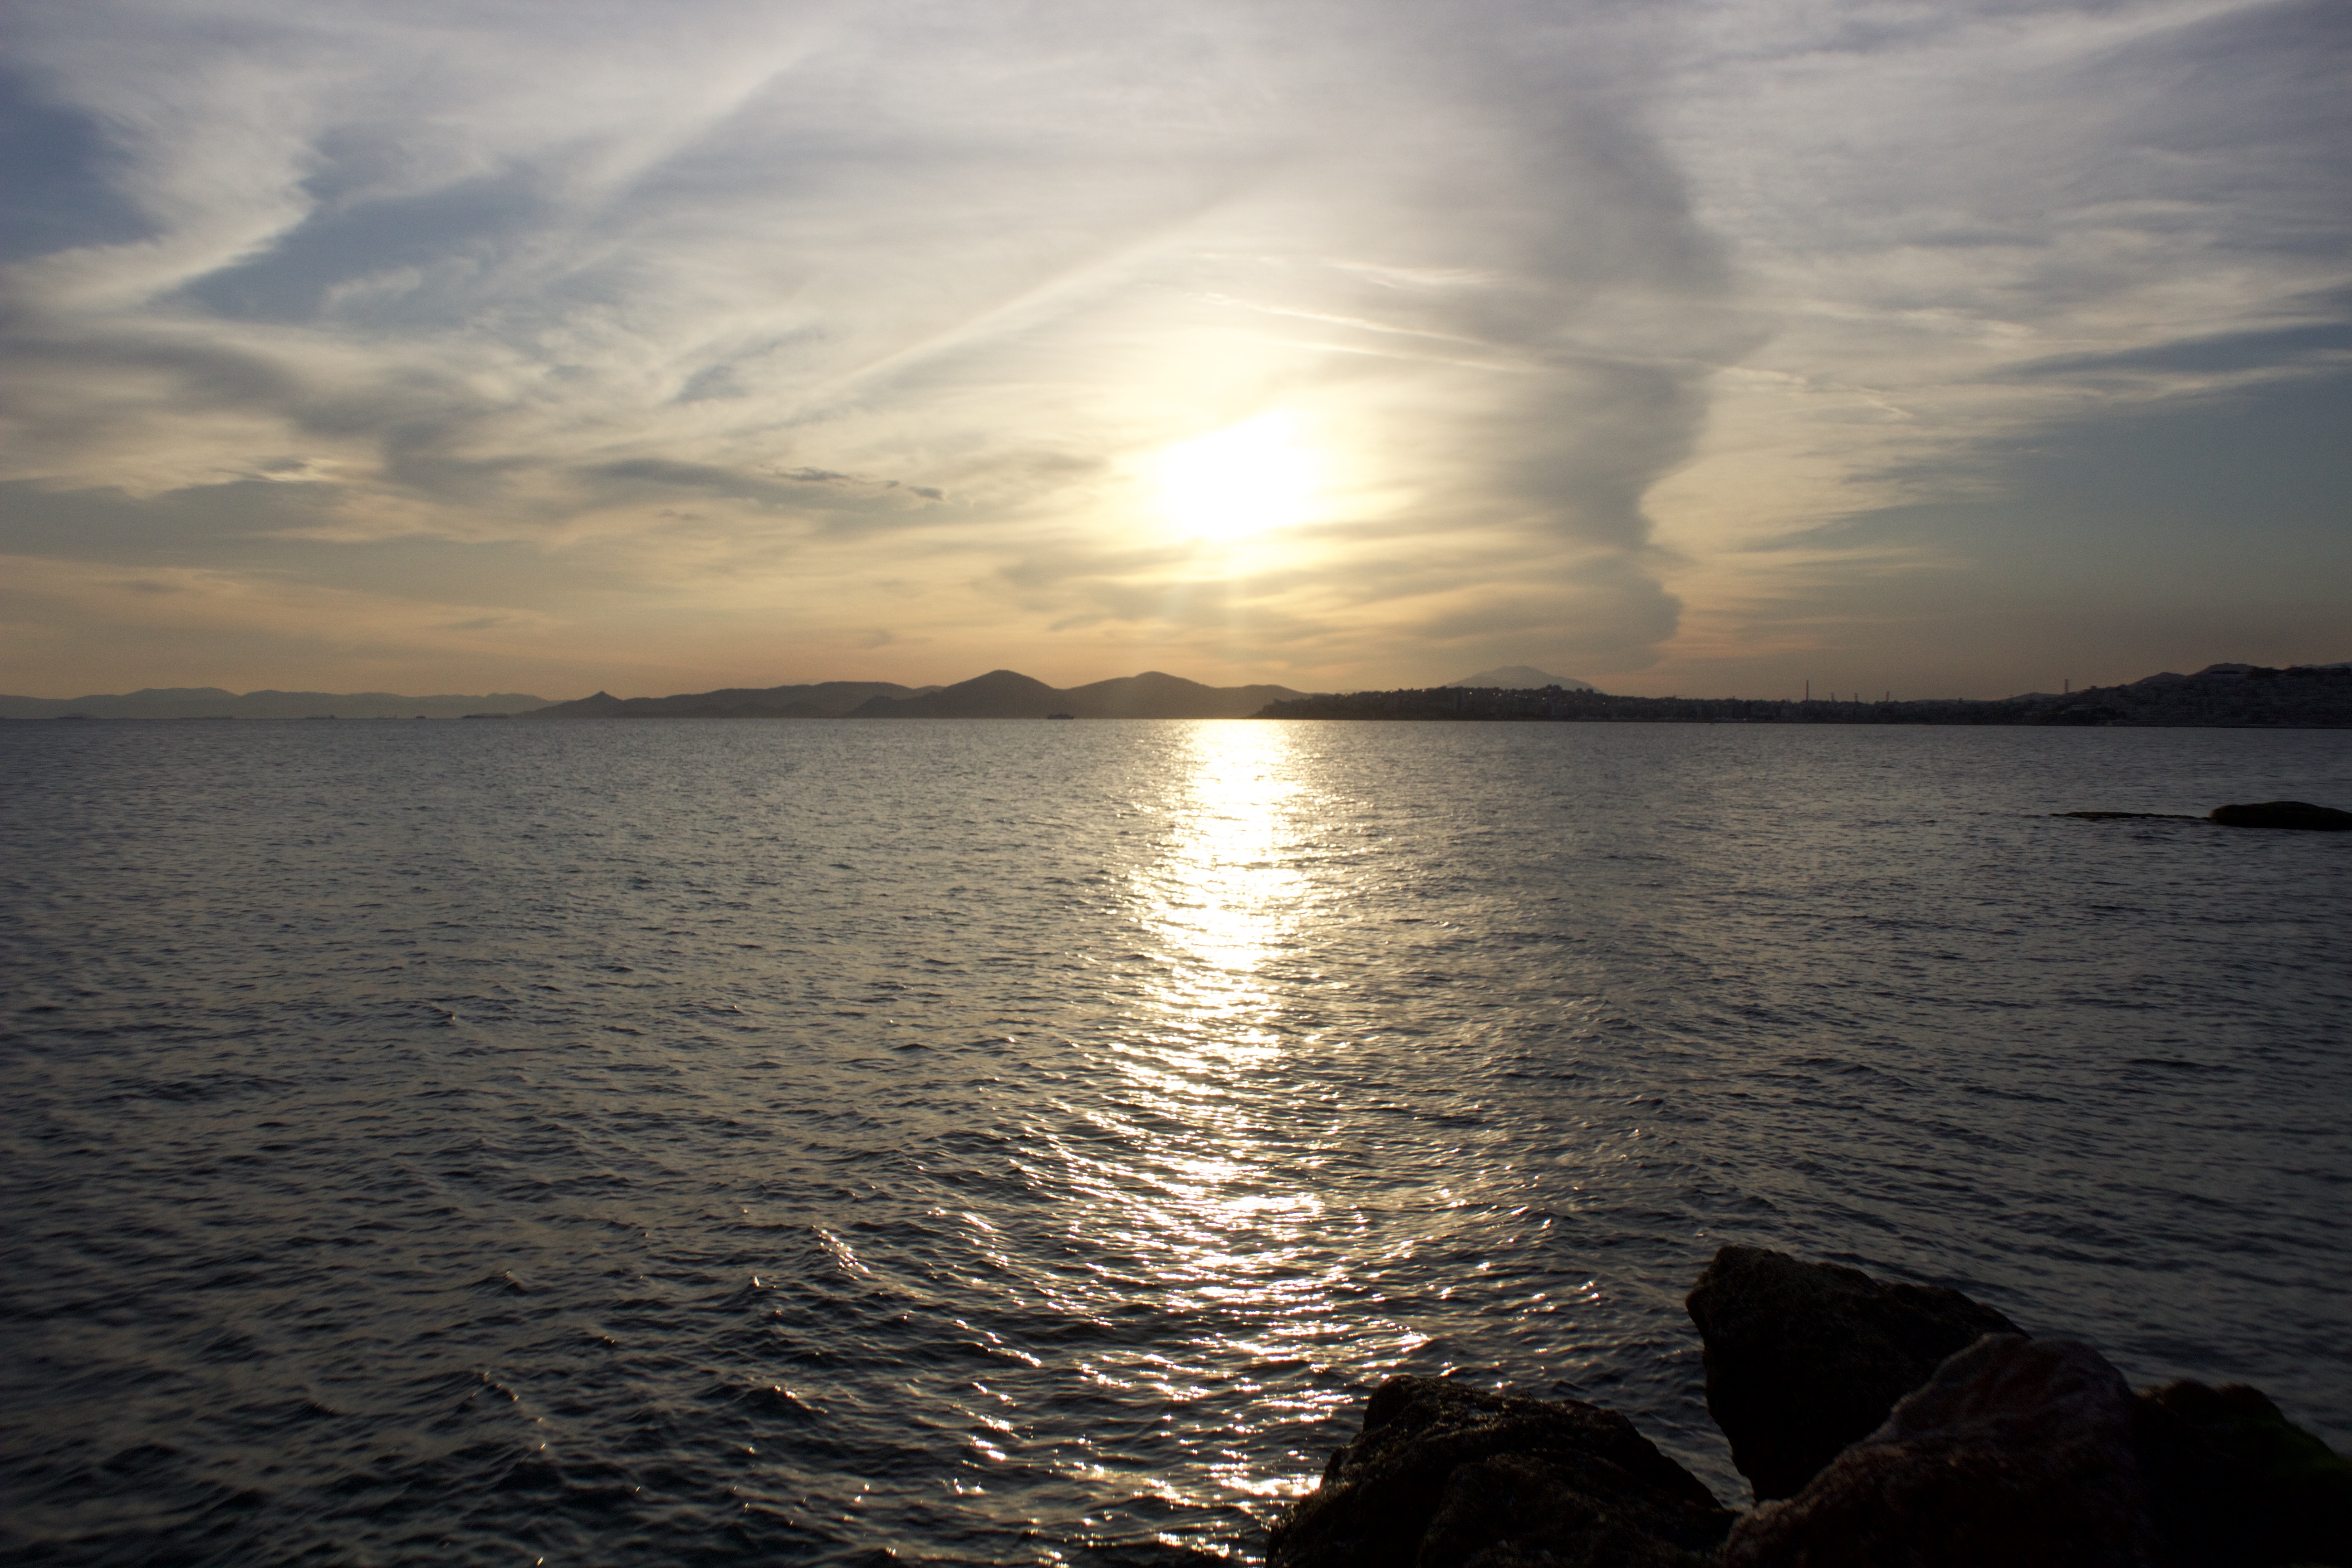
1256;661;2352;726
850;669;1304;719
1446;665;1596;691
1062;671;1306;719
850;670;1059;717
512;681;934;719
0;687;549;719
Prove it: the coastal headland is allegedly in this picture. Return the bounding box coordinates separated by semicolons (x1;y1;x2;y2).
1257;662;2352;728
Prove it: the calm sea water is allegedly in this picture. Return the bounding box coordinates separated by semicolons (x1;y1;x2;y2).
4;719;2347;1565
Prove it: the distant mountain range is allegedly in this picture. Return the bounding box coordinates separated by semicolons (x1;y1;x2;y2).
20;660;2341;726
516;681;935;719
1445;665;1596;691
0;671;1300;721
854;669;1302;719
515;669;1305;720
0;686;549;720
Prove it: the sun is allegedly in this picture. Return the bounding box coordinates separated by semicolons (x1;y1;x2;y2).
1155;412;1318;542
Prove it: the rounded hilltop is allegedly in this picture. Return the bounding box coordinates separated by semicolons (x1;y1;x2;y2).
1445;666;1597;691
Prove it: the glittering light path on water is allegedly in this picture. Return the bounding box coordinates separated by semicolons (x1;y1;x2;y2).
2;720;2346;1564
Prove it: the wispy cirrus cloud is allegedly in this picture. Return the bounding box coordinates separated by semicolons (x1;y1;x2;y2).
0;0;2342;698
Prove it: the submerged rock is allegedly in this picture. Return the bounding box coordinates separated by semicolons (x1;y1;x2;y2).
1722;1335;2161;1568
1267;1375;1733;1568
2208;800;2352;830
1684;1245;2021;1500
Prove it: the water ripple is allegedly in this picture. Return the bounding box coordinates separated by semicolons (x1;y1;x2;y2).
2;718;2347;1563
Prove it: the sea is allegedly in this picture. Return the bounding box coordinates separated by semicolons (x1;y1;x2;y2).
3;718;2347;1566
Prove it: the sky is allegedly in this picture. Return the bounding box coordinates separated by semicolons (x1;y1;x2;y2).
2;0;2346;701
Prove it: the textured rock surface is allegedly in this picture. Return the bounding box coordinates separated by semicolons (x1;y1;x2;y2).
1274;1251;2352;1567
1267;1375;1733;1568
1722;1335;2160;1568
2134;1379;2352;1566
1684;1245;2021;1499
2208;800;2352;830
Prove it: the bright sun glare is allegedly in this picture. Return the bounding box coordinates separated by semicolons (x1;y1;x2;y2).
1155;412;1317;542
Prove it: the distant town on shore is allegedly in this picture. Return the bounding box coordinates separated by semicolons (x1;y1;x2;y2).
5;660;2347;727
1259;662;2352;728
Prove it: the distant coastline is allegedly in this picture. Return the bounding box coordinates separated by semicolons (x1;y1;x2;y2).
1254;662;2352;728
503;669;1304;721
9;660;2348;726
0;687;549;721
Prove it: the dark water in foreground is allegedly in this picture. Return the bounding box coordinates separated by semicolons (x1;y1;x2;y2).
4;720;2347;1565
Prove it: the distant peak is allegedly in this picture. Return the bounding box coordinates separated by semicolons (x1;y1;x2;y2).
1445;665;1594;691
956;668;1056;689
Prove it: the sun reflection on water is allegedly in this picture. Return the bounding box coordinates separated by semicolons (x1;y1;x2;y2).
1133;720;1311;1070
1033;722;1414;1523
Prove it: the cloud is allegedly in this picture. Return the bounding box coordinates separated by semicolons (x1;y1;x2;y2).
0;69;151;264
2002;309;2352;387
0;0;2342;695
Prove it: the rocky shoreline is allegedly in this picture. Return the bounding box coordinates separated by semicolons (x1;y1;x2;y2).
1269;1247;2350;1567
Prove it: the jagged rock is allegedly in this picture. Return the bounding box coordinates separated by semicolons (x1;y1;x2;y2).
1721;1335;2161;1567
1267;1375;1733;1568
2208;801;2352;831
2134;1380;2352;1565
1684;1245;2021;1499
1274;1251;2350;1566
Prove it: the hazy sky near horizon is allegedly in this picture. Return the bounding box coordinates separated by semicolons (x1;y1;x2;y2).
3;0;2346;701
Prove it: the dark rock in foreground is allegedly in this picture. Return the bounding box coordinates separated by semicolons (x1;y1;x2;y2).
1273;1250;2351;1567
1267;1376;1733;1568
1722;1334;2161;1567
2136;1379;2352;1567
1720;1333;2352;1568
1684;1245;2021;1500
2208;800;2352;831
